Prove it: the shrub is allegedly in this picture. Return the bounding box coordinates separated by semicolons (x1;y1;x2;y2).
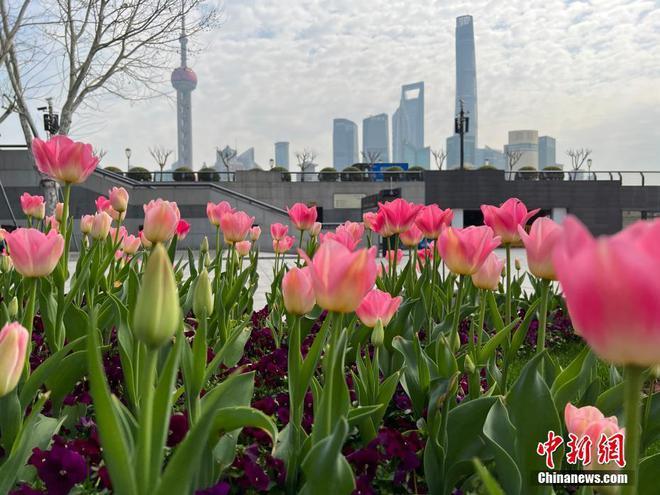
516;166;538;181
104;166;123;174
318;167;338;182
341;166;364;182
198;167;220;182
127;166;152;181
408;165;425;181
383;165;404;181
479;164;498;170
173;166;195;182
271;166;291;182
542;165;564;181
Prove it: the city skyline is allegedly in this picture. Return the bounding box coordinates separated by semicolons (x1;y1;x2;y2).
1;0;659;172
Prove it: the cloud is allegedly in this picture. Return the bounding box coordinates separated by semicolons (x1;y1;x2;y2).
4;0;659;172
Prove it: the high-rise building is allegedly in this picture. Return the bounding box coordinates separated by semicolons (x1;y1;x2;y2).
538;136;557;168
476;146;506;170
447;15;478;168
333;118;359;170
505;130;539;170
393;82;426;166
362;114;389;163
274;141;290;169
170;16;197;169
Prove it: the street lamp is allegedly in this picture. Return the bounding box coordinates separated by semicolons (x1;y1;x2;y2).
269;158;275;170
587;158;592;180
125;147;132;171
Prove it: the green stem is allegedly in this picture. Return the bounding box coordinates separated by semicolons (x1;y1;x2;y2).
295;229;304;266
286;316;302;493
136;347;158;495
505;244;511;325
450;275;466;351
536;279;550;355
476;289;487;350
622;365;644;495
60;183;71;275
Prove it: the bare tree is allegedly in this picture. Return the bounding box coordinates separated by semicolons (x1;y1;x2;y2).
0;0;31;65
1;0;218;209
566;148;592;176
295;148;317;182
431;148;447;170
361;150;381;170
216;146;237;176
149;145;173;180
505;150;523;179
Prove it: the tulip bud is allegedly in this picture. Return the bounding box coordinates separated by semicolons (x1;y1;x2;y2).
514;258;521;271
133;244;181;348
371;319;385;347
464;354;476;374
0;255;12;273
193;270;214;318
7;297;18;318
0;322;29;397
200;236;209;255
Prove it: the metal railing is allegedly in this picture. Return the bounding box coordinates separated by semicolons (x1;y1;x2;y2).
508;169;660;186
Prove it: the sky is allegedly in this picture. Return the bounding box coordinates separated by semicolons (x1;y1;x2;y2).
2;0;660;172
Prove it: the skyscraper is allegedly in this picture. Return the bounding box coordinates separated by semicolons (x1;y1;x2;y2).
275;141;290;169
362;114;389;163
392;82;426;165
447;15;478;168
538;136;557;168
505;130;539;170
171;16;197;168
333;118;359;170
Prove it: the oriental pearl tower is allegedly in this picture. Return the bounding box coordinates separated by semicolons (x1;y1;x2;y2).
171;15;197;168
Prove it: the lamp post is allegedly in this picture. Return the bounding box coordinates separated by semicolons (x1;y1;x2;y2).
587;158;592;180
269;158;275;170
125;147;132;171
454;99;469;170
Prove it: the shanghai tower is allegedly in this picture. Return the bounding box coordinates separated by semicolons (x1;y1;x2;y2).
447;15;478;167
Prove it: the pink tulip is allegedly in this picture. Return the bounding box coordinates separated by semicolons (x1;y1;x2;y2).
415;204;454;239
46;215;59;232
80;215;94;235
235;240;252;257
4;228;64;277
372;210;394;237
471;252;504;290
249;226;262;241
273;235;295;254
385;249;404;266
362;212;379;232
270;223;289;241
176;219;191;240
91;211;113;240
310;222;322;237
287;203;317;231
319;230;359;251
139;230;153;249
206;201;234;227
55;202;64;222
356;289;402;328
336;221;364;244
553;216;660;366
31;135;99;184
20;193;45;220
481;197;540;244
109;187;129;213
142;199;180;244
110;226;128;242
221;211;254;244
437;226;501;275
0;322;29;397
400;224;423;248
282;267;316;315
377;198;422;235
417;244;434;269
122;234;141;255
564;403;617;439
582;419;626;470
517;217;562;280
300;240;377;313
96;195;111;212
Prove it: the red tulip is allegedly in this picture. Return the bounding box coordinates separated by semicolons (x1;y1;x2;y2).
553;216;660;366
377;198;422;235
31;135;99;184
481;198;539;244
221;211;254;244
143;199;180;244
4;228;64;277
518;217;562;280
437;226;501;275
176;219;191;240
287;203;317;231
415;204;454;239
282;266;316;315
300;240;377;313
356;289;402;328
20;193;45;220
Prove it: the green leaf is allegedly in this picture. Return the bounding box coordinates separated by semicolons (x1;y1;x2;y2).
487;290;505;332
211;406;278;450
550;346;596;413
346;405;384;426
508;298;540;357
642;392;660;451
63;304;89;341
595;382;624;417
44;350;87;412
638;452;660;495
300;417;355;495
478;318;520;364
483;398;522;495
472;458;506;495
